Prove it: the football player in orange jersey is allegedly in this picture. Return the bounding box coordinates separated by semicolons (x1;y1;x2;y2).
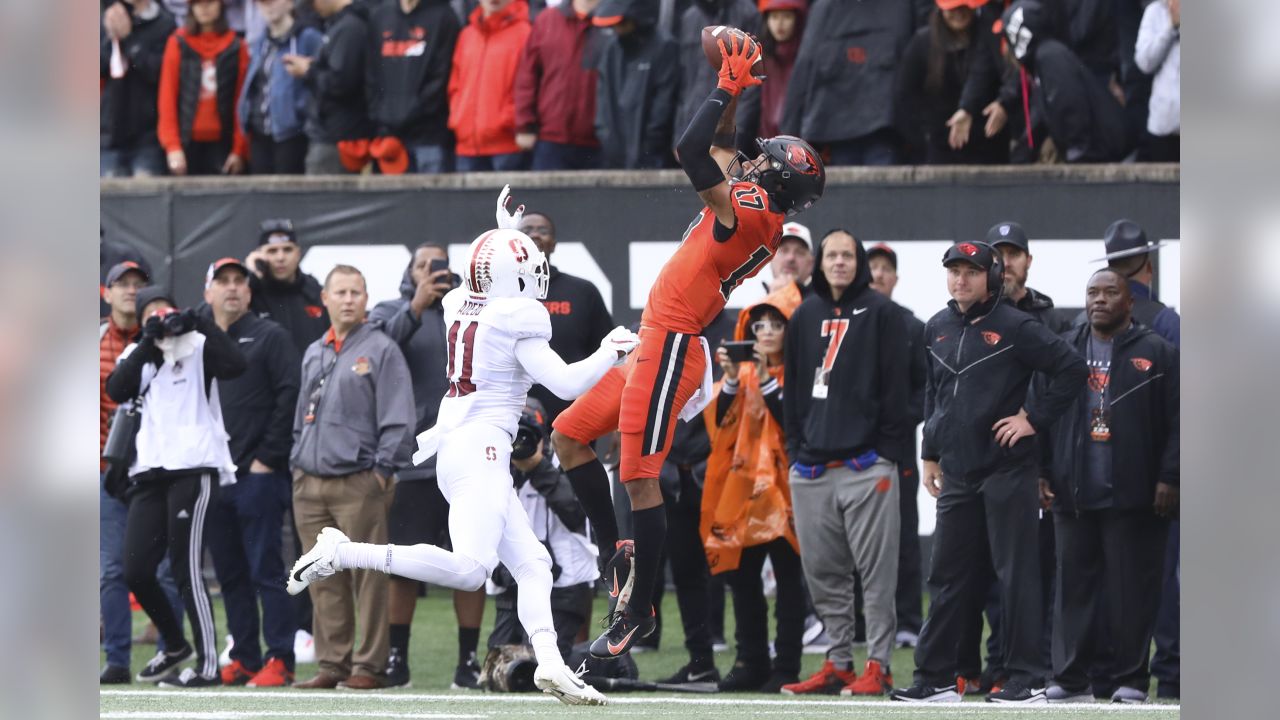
550;32;826;659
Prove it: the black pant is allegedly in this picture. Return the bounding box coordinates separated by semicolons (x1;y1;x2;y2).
914;462;1045;686
123;471;220;679
654;471;715;661
1052;509;1168;691
723;539;805;675
1150;519;1179;691
488;583;593;661
895;460;924;635
250;133;308;175
184;139;232;175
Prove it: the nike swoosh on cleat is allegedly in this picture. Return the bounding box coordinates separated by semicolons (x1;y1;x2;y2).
606;627;639;655
292;559;317;582
686;669;717;682
608;571;619;598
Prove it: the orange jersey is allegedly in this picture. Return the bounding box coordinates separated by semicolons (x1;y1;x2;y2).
642;182;786;334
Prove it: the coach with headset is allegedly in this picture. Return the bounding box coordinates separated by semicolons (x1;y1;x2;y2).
892;241;1087;705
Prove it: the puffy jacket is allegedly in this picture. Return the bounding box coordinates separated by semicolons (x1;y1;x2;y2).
237;23;324;142
922;292;1087;478
304;2;374;143
157;28;250;157
448;0;532;156
594;0;679;168
368;0;461;145
1037;322;1178;513
101;2;176;148
779;0;916;144
514;3;601;147
674;0;761;154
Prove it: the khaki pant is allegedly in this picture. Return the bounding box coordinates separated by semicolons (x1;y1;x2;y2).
293;470;394;678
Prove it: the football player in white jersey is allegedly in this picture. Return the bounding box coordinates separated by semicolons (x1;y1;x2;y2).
286;188;638;705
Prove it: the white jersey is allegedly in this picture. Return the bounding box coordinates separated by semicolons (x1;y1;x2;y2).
433;288;553;441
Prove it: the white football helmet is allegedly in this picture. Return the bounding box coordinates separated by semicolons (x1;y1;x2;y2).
462;228;550;300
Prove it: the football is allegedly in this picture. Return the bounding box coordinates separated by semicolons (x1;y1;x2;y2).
701;25;766;78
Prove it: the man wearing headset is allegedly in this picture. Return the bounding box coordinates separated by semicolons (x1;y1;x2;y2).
892;241;1087;705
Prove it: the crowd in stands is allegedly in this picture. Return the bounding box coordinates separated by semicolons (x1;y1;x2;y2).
100;207;1180;703
101;0;1181;177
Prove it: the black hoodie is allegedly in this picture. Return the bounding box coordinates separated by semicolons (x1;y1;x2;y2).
367;0;461;145
100;2;176;149
304;2;374;143
921;284;1087;478
783;235;911;466
249;271;330;356
594;0;680;169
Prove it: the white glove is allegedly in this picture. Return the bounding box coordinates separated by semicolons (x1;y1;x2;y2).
496;184;524;230
601;326;640;361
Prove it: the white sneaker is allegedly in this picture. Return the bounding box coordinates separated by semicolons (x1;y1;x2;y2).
534;663;607;706
286;527;348;595
218;634;234;667
294;629;316;665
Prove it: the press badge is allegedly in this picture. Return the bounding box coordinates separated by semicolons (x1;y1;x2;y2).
1089;407;1111;442
812;367;830;399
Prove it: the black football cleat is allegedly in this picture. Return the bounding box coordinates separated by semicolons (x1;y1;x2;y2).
589;605;656;660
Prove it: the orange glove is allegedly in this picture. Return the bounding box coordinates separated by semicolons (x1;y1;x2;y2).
716;33;763;97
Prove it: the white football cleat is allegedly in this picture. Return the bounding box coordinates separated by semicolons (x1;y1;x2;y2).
534;663;607;706
286;527;348;595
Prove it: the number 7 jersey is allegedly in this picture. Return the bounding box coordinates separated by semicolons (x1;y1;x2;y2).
641;181;786;334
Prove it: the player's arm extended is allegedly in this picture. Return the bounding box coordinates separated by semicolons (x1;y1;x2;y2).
675;86;737;231
514;338;619;401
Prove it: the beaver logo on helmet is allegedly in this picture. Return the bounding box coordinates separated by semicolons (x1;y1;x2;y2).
785;144;820;176
746;135;826;217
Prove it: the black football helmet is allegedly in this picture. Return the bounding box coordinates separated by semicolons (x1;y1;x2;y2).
730;135;825;216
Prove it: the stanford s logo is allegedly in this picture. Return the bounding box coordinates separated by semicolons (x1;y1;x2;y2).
958;243;980;257
785;145;821;175
982;331;1001;346
1131;358;1153;372
485;446;497;461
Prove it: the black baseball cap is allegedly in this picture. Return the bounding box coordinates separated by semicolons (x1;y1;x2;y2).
942;241;997;271
205;257;250;287
1094;219;1167;262
986;221;1029;253
135;286;177;316
866;243;897;269
105;261;150;287
259;218;298;246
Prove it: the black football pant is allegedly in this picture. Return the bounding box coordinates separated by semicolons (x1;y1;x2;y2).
1053;509;1168;693
914;461;1046;686
123;471;220;680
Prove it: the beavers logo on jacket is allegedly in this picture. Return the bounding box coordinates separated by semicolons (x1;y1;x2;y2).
981;331;1001;346
305;305;324;319
352;357;371;375
1131;358;1153;372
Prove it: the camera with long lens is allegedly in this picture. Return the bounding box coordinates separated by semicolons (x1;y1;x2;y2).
511;409;545;461
148;307;197;338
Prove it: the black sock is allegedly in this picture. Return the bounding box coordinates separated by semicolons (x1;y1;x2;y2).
458;626;480;664
627;506;667;616
565;461;619;557
390;623;410;655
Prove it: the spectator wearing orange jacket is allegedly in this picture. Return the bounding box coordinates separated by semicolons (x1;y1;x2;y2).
448;0;532;172
157;0;250;175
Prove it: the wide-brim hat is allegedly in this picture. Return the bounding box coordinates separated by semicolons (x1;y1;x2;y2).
1093;219;1168;262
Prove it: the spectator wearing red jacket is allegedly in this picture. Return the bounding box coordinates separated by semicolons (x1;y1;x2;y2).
448;0;532;172
157;0;250;175
514;0;602;170
756;0;805;139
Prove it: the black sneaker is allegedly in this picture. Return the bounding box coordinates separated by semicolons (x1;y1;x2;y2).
385;647;410;688
717;662;770;692
159;668;220;688
451;653;481;690
589;606;657;659
660;658;720;686
136;644;194;683
759;671;799;694
603;539;635;610
986;680;1047;704
890;682;962;703
100;665;131;685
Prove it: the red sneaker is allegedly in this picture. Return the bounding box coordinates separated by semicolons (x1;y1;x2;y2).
247;658;294;688
956;675;981;696
220;660;255;686
780;660;856;695
840;660;893;696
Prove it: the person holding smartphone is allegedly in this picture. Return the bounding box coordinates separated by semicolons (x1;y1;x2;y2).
702;293;806;694
244;218;330;356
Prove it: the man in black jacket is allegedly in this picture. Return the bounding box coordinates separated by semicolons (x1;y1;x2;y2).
592;0;680;169
245;218;330;355
518;211;614;421
286;0;373;174
989;221;1067;333
673;0;760;157
1037;269;1178;704
200;258;302;687
865;242;928;650
367;0;461;174
781;230;910;696
101;0;176;177
892;241;1086;705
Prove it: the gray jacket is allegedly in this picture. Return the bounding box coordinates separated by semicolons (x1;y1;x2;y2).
291;322;414;479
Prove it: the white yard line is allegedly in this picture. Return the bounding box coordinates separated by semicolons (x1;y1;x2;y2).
101;714;482;720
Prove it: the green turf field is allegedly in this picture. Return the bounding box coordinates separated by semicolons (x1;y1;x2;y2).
101;589;1179;719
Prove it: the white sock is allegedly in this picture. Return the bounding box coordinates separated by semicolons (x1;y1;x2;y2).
511;561;562;667
335;542;389;573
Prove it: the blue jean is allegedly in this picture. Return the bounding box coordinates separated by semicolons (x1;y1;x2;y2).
100;139;166;178
206;471;297;670
410;143;453;174
100;475;183;667
456;151;528;173
531;141;600;171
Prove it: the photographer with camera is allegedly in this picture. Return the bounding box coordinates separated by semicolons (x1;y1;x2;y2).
105;286;247;687
487;400;598;663
367;244;486;689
